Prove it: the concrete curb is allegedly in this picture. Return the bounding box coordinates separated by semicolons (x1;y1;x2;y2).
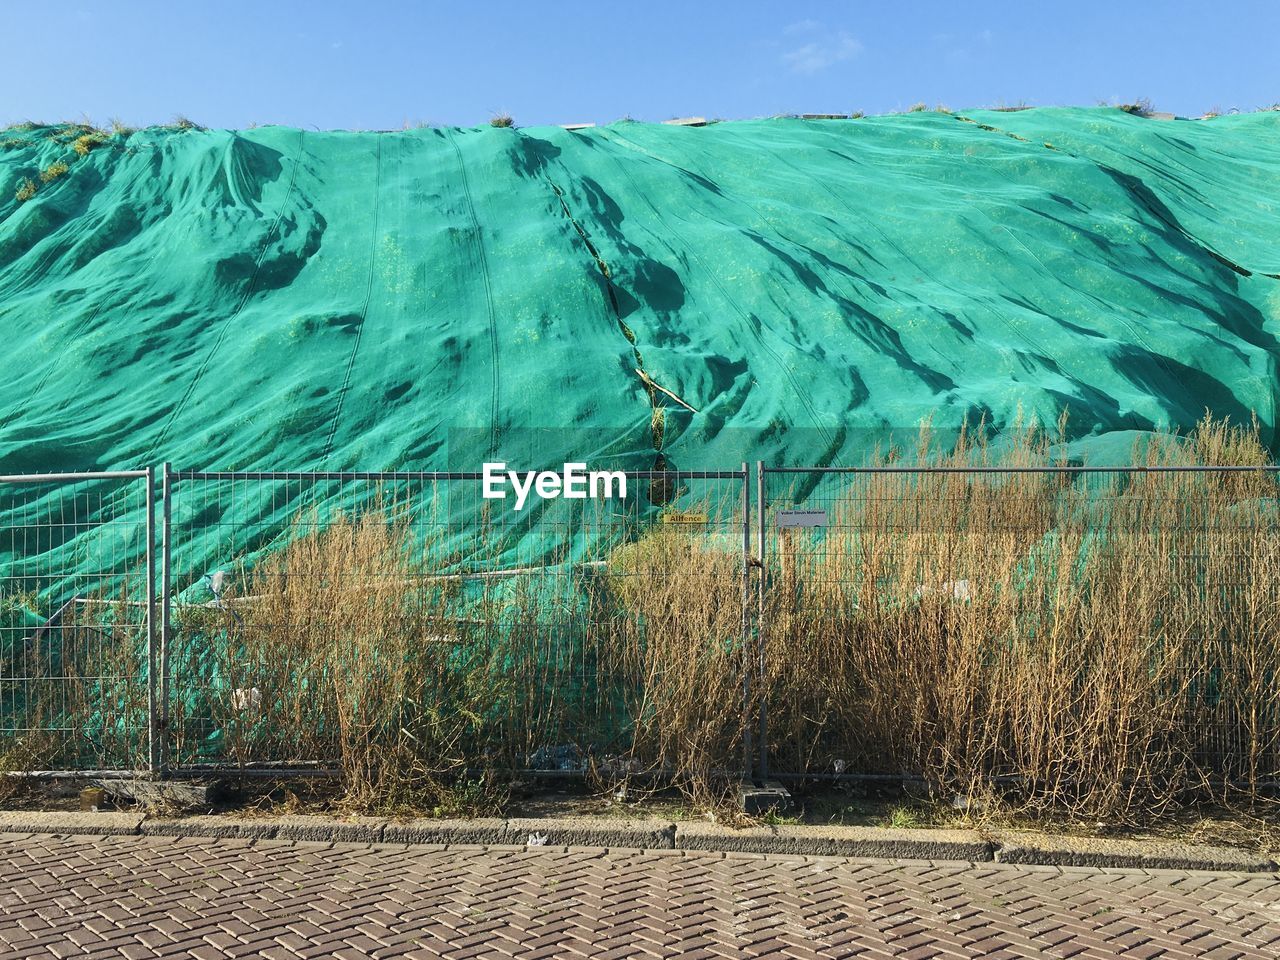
674;822;995;861
138;813;392;843
0;811;145;836
1;811;1274;872
992;830;1277;873
382;818;514;846
142;814;278;839
510;817;678;850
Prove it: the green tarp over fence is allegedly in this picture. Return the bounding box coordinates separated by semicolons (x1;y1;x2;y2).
2;108;1279;591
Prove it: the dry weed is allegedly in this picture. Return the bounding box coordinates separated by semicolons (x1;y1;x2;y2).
763;416;1280;821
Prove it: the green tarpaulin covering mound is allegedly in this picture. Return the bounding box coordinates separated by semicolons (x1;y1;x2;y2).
3;107;1279;475
1;107;1279;593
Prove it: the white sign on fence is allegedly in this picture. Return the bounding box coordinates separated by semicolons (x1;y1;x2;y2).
776;509;827;528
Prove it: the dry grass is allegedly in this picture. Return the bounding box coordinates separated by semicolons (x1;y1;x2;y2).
1118;98;1156;117
153;416;1280;819
39;161;68;183
763;416;1280;821
604;523;748;804
73;131;109;156
0;584;150;777
164;495;750;811
7;417;1280;822
168;509;507;813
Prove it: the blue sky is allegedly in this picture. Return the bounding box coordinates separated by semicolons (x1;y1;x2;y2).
3;0;1278;129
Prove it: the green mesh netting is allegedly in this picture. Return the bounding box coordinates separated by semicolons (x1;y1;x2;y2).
1;108;1279;590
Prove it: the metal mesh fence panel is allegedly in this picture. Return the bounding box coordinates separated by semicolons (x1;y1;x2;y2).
162;468;751;781
0;471;154;773
757;466;1280;793
9;458;1276;798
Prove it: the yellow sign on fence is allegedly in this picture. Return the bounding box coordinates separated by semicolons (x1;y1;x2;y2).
662;511;708;526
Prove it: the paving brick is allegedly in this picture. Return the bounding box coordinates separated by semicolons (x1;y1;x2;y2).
0;833;1276;958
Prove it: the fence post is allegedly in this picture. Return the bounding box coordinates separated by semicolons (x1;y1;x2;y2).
145;466;158;776
160;463;173;776
741;462;753;780
756;461;769;780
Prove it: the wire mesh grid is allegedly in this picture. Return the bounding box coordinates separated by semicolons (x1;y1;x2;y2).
7;461;1276;791
757;466;1280;786
0;472;154;773
162;468;750;776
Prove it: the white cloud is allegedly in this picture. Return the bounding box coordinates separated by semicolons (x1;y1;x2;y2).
934;28;995;66
783;18;822;35
781;31;862;75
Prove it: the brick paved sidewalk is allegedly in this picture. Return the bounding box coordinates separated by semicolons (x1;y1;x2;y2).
0;832;1277;958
